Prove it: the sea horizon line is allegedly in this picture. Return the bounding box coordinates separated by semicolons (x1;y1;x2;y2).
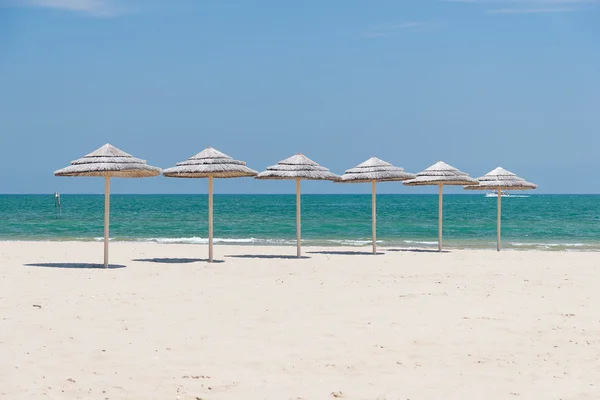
0;192;588;196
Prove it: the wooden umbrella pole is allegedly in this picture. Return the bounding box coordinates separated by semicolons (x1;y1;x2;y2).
296;178;301;258
438;184;443;252
497;188;501;252
208;176;214;262
104;174;110;269
372;180;377;255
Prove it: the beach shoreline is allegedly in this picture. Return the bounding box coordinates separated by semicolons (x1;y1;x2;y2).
1;241;600;399
2;238;600;252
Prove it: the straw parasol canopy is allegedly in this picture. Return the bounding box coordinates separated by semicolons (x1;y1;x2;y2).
162;147;258;262
256;154;339;257
465;167;536;191
162;147;257;179
337;157;415;183
337;157;415;254
465;167;537;251
54;144;161;178
54;144;161;268
255;153;338;181
403;161;477;187
403;161;478;252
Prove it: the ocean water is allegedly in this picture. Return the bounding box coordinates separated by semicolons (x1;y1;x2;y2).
0;194;599;251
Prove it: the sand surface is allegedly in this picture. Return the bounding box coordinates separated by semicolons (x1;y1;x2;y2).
1;241;600;399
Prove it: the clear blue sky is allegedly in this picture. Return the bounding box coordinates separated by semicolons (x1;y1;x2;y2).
1;0;598;194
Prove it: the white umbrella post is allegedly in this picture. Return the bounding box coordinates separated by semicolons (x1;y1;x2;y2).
497;188;502;252
296;178;301;258
438;184;443;252
372;180;377;255
208;176;214;262
104;174;110;269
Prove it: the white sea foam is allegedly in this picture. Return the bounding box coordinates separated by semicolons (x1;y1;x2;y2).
511;242;590;248
135;237;294;245
402;240;438;245
92;237;111;242
89;237;598;251
324;239;378;246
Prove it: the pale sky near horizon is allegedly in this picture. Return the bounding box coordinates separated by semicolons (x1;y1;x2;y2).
0;0;598;194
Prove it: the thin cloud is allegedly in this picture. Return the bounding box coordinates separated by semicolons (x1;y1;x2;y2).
390;22;425;29
445;0;596;3
10;0;127;16
444;0;596;14
362;32;389;38
487;7;575;12
362;22;426;38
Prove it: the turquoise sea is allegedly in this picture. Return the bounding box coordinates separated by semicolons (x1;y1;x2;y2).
1;194;599;251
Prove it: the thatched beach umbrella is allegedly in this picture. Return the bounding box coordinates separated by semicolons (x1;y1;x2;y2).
465;167;537;251
256;154;338;258
337;157;415;254
403;161;477;252
162;147;257;262
54;144;161;268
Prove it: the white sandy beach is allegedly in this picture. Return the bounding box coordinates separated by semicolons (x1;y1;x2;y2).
1;241;599;399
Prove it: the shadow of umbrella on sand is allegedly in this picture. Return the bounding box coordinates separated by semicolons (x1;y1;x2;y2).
464;167;537;251
54;144;161;268
24;263;126;269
